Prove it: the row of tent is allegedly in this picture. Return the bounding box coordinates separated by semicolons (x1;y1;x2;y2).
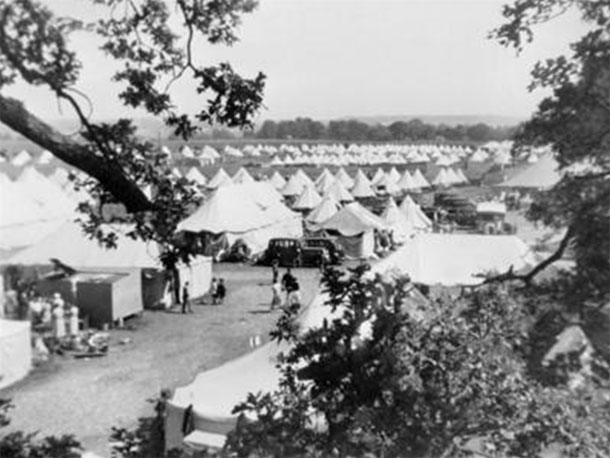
174;164;469;197
174;178;433;259
3;140;553;170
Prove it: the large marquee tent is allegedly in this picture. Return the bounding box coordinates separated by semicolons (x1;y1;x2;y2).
177;182;303;255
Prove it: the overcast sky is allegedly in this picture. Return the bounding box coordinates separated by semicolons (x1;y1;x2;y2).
5;0;588;123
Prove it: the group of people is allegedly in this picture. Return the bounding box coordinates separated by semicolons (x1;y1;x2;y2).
29;292;80;341
181;278;227;313
271;262;302;311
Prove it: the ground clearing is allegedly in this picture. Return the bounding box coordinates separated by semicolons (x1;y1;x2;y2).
1;264;322;457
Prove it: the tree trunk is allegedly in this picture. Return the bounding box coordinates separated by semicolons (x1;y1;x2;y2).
0;94;153;213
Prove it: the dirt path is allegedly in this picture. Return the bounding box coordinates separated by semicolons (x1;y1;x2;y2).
1;264;322;457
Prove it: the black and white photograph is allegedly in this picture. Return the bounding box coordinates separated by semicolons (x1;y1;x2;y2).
0;0;608;457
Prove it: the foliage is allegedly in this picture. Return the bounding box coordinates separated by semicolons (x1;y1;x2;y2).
249;117;516;143
0;0;266;266
0;398;83;458
491;0;610;299
225;267;610;458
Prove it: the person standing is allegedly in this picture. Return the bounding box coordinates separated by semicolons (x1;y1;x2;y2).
281;268;295;303
68;304;79;337
270;279;282;311
271;258;279;284
215;279;226;305
181;281;192;314
52;302;65;340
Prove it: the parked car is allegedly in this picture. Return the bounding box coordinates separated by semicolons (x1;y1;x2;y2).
302;237;344;265
258;237;343;267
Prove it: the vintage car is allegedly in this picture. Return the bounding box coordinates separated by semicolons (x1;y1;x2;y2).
258;237;344;267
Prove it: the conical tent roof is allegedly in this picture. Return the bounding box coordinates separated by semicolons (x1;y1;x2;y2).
335;167;354;189
281;173;306;196
295;168;315;188
315;172;336;195
232;167;255;184
268;170;286;190
382;197;415;242
455;168;469;184
178;185;272;234
37;150;54;165
388;167;401;183
432;168;452;187
207;168;233;189
371;168;386;186
185;167;207;186
180;145;195;158
306;196;340;224
324;180;354;202
469;149;488;163
399;195;432;231
413;169;430;188
375;173;400;195
350;173;375;198
397;169;419;191
293;185;322;211
269;156;284;166
317;202;386;236
315;168;334;187
445;168;462;185
355;168;371;186
11;150;31;167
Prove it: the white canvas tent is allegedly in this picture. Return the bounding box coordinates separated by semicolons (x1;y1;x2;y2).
177;183;303;255
382;198;415;243
185;167;208;186
324;180;354;203
316;202;386;259
268;170;286;190
350;172;375;198
306;196;340;225
0;319;31;389
293;185;322;211
232;167;255;185
399;195;432;232
6;222;212;306
207;168;233;189
375;233;535;286
0;173;74;252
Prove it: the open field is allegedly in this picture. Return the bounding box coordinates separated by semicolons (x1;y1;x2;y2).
1;263;323;457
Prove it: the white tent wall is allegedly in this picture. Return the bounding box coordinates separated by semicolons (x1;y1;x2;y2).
178;256;213;299
223;215;303;255
0;319;32;389
335;230;375;259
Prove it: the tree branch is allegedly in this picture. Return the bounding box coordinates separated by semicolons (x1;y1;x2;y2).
481;224;575;286
0;94;153;213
